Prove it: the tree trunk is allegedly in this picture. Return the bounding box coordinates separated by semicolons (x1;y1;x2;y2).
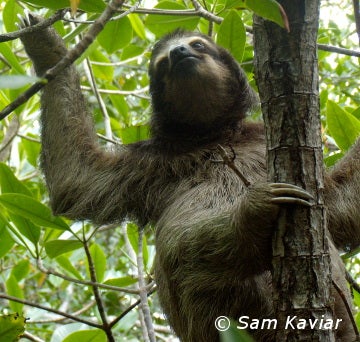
253;1;335;341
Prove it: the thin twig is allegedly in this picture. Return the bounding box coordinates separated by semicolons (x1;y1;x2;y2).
37;258;140;294
30;300;96;324
317;43;360;57
84;58;112;140
20;332;44;342
109;286;157;329
215;145;251;187
137;227;156;342
190;0;222;24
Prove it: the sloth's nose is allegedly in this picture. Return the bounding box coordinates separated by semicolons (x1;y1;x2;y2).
170;45;192;64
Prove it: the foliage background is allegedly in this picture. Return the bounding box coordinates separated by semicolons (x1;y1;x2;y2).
0;0;359;341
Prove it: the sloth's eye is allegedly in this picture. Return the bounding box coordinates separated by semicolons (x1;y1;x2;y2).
191;41;205;50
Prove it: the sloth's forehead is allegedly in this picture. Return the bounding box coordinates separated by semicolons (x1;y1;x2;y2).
165;36;206;50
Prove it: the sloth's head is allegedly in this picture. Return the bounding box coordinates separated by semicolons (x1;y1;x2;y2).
149;30;257;143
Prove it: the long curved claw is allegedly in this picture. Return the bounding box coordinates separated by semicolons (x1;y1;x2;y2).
268;182;314;207
17;10;40;29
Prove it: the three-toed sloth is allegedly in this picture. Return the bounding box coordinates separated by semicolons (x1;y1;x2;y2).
20;14;359;341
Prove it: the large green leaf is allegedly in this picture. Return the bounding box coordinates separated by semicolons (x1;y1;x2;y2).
45;239;83;258
104;276;137;287
0;220;14;259
9;214;41;245
0;43;24;74
225;0;289;30
217;10;246;63
128;13;146;40
11;260;30;282
146;2;200;36
63;329;107;342
3;0;23;33
327;100;360;151
120;124;150;144
56;255;83;279
5;275;24;313
89;243;107;282
88;49;114;81
97;17;132;54
0;193;69;230
0;163;32;196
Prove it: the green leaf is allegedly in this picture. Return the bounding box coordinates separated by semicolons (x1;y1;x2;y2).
0;43;24;74
63;329;107;342
11;259;30;281
0;163;32;196
0;220;14;259
0;313;26;342
120;125;150;144
10;214;41;245
220;320;254;341
104;276;137;287
22;0;106;13
0;75;42;90
56;255;83;280
226;0;289;31
217;10;246;63
327;100;360;151
128;14;146;40
0;168;42;244
5;275;24;313
88;49;114;81
126;222;139;253
45;240;83;258
97;17;132;54
0;194;69;230
145;2;200;36
21;135;41;168
3;0;23;33
126;223;149;267
351;106;360;120
324;151;344;168
89;243;107;282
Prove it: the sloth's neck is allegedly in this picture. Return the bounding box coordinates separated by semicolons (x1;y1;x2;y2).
151;117;242;153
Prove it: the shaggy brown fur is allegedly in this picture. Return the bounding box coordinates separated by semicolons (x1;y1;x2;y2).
20;14;359;341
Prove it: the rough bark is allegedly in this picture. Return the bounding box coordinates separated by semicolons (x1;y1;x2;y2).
253;1;335;341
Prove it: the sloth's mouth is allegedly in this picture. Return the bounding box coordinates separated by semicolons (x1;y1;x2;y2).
171;56;200;73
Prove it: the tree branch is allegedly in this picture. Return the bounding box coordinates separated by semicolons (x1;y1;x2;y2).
0;10;67;42
83;237;114;342
353;0;360;46
0;293;102;328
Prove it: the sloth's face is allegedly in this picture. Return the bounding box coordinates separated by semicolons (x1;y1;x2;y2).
151;36;222;78
148;31;252;126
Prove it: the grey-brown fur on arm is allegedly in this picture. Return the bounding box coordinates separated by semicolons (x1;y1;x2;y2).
20;15;138;223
